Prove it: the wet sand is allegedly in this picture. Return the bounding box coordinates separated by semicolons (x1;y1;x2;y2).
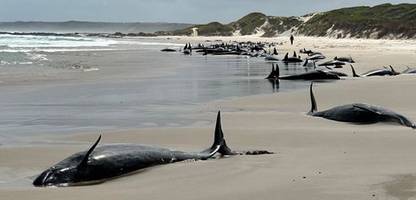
1;36;416;199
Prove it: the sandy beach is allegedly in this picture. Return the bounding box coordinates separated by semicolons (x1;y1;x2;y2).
1;36;416;200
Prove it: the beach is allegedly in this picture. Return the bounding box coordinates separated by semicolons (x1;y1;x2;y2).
1;36;416;200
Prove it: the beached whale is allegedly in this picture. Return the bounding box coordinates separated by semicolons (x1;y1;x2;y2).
307;82;416;129
265;64;279;79
323;70;348;77
33;112;272;187
300;48;321;56
266;64;340;80
265;55;279;61
307;54;326;61
351;65;399;77
160;48;177;52
318;60;346;68
300;48;314;55
283;52;303;63
334;56;355;63
279;70;340;80
402;67;416;74
303;55;326;67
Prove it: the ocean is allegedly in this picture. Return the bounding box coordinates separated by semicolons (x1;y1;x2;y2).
0;34;314;146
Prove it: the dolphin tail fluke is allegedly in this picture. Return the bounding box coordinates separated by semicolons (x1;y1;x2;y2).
308;82;317;115
351;65;359;77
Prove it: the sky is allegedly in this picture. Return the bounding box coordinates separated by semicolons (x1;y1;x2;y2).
0;0;415;23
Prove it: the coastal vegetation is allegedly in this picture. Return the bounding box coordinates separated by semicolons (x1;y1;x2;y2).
171;3;416;39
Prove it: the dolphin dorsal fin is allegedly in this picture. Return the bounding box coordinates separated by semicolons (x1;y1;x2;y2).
78;135;101;168
303;59;308;67
308;82;317;114
213;111;224;147
350;65;359;77
275;64;280;77
201;111;235;158
389;65;398;75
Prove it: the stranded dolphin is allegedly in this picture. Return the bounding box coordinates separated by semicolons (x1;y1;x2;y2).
307;82;416;129
351;65;399;77
283;52;303;63
266;64;340;80
334;56;355;63
33;111;272;187
402;67;416;74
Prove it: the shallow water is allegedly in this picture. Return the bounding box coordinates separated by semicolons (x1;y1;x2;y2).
0;36;317;145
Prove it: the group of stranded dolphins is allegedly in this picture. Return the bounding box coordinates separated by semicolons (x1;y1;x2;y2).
33;46;416;187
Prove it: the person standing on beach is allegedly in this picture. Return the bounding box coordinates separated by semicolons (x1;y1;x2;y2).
290;34;294;45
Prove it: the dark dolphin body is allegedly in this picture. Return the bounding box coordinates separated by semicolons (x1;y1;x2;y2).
265;64;279;79
283;53;303;63
161;48;176;52
318;60;346;67
334;56;355;63
33;112;272;187
307;54;326;61
279;70;340;80
300;49;321;56
325;70;348;77
265;55;279;61
351;65;399;77
266;64;340;80
300;48;314;55
307;83;416;129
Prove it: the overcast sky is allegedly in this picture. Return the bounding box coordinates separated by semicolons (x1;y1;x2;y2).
0;0;415;23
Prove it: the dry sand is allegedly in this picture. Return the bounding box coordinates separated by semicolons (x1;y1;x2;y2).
1;36;416;200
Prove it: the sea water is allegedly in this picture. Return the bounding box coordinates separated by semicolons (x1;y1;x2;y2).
0;34;115;65
0;34;315;145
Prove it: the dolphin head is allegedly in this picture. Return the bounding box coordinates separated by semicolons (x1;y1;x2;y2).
33;135;102;187
33;165;80;187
